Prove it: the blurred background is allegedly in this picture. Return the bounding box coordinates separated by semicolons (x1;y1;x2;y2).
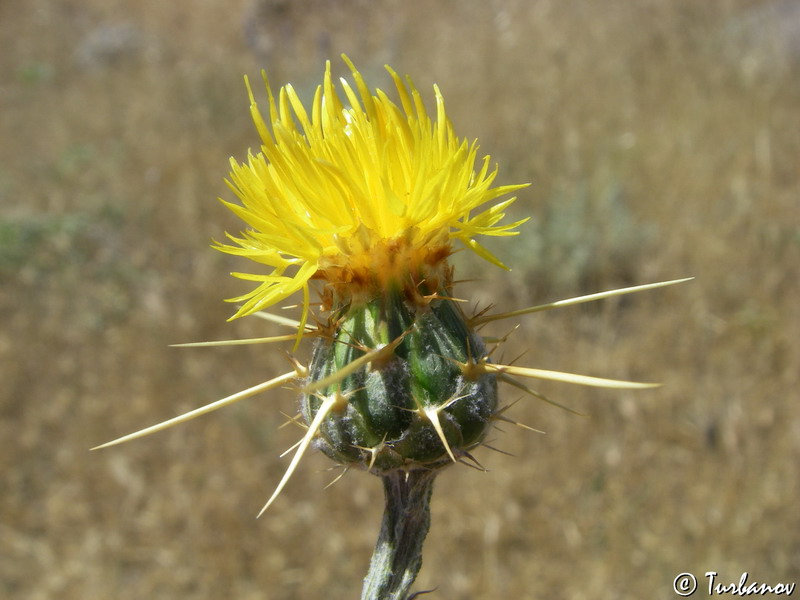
2;0;798;598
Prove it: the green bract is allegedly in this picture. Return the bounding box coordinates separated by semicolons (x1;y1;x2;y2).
302;292;497;473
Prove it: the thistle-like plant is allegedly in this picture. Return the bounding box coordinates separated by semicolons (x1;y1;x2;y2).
95;56;689;599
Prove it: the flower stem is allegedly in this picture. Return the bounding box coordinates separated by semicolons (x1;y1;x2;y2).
360;470;437;600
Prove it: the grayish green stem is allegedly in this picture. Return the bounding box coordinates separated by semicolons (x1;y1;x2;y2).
360;470;437;600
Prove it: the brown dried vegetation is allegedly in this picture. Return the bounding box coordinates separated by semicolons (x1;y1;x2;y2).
2;0;798;598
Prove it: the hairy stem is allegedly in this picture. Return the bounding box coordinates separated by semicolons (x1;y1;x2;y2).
360;470;437;600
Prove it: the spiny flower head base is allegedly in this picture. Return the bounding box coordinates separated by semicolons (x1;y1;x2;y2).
304;292;497;474
215;56;528;323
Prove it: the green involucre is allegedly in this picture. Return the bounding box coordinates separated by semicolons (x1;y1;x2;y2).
302;293;497;472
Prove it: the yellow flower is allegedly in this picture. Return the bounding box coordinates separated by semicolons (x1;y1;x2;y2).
215;56;528;329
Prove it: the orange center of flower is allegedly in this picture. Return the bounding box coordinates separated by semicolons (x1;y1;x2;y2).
314;234;454;310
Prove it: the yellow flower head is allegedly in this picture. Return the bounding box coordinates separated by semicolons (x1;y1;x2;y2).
216;56;529;327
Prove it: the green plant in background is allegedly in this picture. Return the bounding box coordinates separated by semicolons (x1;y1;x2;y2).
95;56;689;599
507;174;655;299
1;205;137;328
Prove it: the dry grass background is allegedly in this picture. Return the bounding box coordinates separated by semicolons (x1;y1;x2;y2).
2;0;799;598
